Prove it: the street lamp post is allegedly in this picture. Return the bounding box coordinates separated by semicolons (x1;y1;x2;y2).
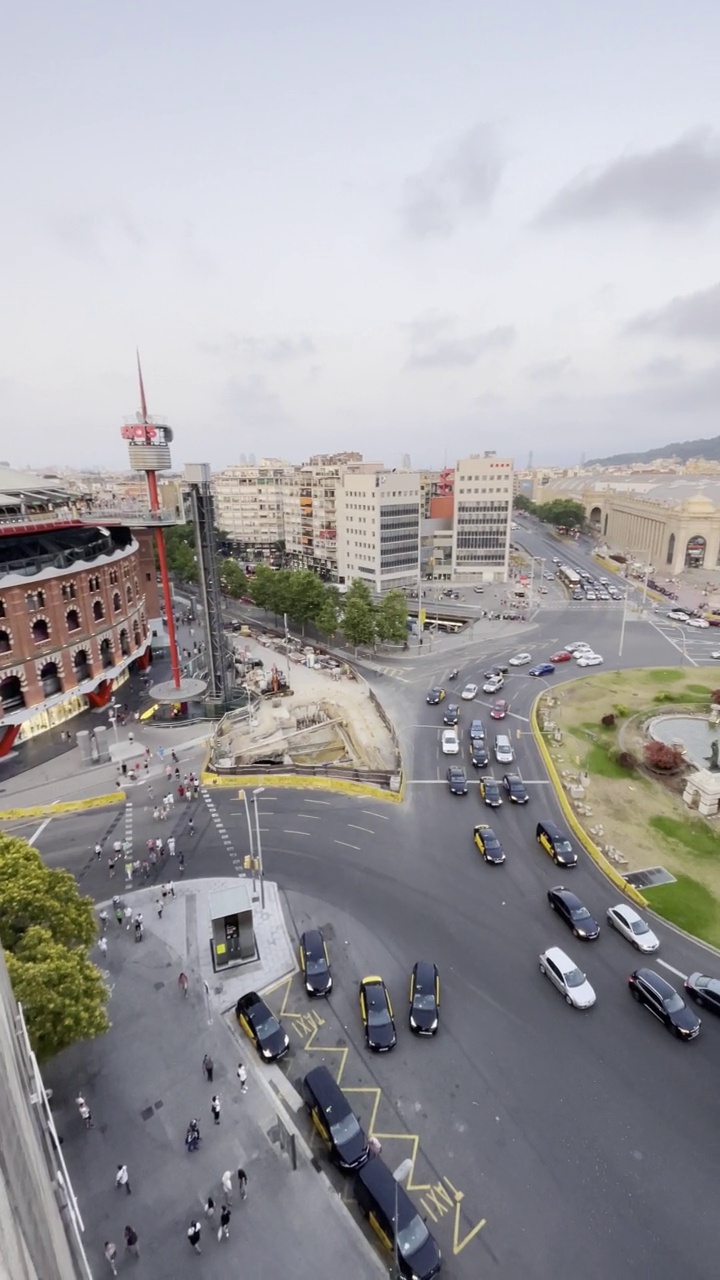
238;789;256;895
252;786;266;909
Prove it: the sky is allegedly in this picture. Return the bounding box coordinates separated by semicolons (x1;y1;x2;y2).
4;1;720;471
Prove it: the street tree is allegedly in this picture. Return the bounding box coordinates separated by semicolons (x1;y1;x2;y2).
315;590;340;640
286;572;327;631
375;590;409;643
341;580;376;648
248;564;279;613
0;837;97;954
6;927;109;1063
536;499;586;529
220;559;250;600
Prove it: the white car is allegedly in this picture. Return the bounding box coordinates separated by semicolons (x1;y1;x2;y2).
441;729;459;755
576;653;603;667
687;617;710;629
543;572;555;580
508;653;532;666
585;591;597;600
667;609;689;622
461;683;478;700
565;642;592;654
539;946;596;1009
483;675;504;694
711;652;720;660
606;904;659;953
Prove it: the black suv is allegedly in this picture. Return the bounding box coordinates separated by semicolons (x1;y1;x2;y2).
303;1066;370;1171
628;968;701;1040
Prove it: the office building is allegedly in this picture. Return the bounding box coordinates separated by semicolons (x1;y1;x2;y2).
451;454;513;582
336;471;421;593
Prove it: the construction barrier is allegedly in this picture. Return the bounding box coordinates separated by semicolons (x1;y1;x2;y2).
0;792;125;822
530;696;648;908
201;771;404;803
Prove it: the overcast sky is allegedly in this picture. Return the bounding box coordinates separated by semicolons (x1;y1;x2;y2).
4;1;720;471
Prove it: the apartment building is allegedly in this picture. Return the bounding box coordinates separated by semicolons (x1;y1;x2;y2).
213;460;295;551
336;471;421;593
451;453;513;582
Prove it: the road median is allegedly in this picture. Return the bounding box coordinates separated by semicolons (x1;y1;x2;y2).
0;792;124;821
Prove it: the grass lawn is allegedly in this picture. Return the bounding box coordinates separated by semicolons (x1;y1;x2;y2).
542;667;720;948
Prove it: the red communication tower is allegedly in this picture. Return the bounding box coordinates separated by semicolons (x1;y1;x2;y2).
437;467;455;495
121;355;182;689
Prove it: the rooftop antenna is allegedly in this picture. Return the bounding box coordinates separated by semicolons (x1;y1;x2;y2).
136;349;148;424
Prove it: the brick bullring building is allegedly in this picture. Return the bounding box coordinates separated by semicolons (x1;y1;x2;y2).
0;466;161;756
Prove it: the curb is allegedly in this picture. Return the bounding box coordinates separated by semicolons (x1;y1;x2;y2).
0;792;125;821
529;694;649;908
200;772;405;803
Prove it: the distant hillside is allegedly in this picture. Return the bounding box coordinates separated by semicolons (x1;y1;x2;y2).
589;434;720;467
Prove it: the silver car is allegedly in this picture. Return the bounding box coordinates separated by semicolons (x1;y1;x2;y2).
539;946;596;1009
606;904;659;953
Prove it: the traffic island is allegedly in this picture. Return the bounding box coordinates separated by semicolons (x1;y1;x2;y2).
533;667;720;949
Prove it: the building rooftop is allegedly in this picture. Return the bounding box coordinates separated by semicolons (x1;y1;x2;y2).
543;472;720;509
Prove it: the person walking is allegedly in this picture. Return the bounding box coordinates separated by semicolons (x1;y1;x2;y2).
108;855;116;878
115;1163;131;1194
78;1100;94;1129
104;1241;118;1275
237;1167;248;1201
156;897;163;919
178;971;189;997
204;1195;215;1221
211;1095;221;1125
168;880;175;898
237;1062;248;1093
188;817;194;836
221;1170;233;1204
168;835;176;857
219;1204;231;1240
187;1221;202;1254
95;842;102;860
124;1225;140;1258
202;1054;214;1082
124;905;133;930
171;749;178;763
98;936;108;958
99;908;108;932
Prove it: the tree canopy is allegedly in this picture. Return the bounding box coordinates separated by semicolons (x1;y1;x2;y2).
0;836;108;1062
513;496;586;529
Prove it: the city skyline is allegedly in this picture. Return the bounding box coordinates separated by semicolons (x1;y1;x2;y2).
4;2;720;469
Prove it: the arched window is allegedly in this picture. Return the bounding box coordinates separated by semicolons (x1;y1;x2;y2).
119;628;131;656
667;533;676;565
126;583;133;603
0;599;6;618
0;675;24;711
26;589;45;610
31;618;49;643
100;637;113;669
133;620;141;646
113;591;121;612
0;629;11;654
40;660;62;696
92;599;104;621
685;535;706;569
74;649;91;680
66;608;80;632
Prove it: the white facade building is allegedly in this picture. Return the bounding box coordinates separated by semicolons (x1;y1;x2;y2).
213;460;295;550
451;454;513;581
336;471;421;593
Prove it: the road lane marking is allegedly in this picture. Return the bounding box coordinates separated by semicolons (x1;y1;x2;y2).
334;839;361;850
521;779;552;785
407;779;452;784
362;810;389;820
29;817;51;846
303;798;332;805
656;959;689;981
348;824;374;834
283;829;311;836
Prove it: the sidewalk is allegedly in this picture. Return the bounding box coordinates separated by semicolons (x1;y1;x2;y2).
45;877;383;1279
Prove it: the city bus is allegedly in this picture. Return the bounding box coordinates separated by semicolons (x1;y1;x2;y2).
557;564;581;591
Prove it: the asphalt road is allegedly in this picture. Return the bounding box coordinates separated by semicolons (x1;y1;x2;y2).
21;598;720;1280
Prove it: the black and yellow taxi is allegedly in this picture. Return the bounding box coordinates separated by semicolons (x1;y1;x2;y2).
299;927;333;997
536;819;577;867
235;990;290;1061
479;775;502;807
473;824;506;864
359;975;397;1052
426;686;446;705
409;960;440;1035
302;1065;370;1171
354;1156;442;1279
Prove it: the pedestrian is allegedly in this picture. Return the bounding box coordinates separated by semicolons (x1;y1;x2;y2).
128;731;134;745
145;746;151;759
193;783;199;799
124;905;133;930
99;908;108;932
165;764;172;780
153;807;160;822
221;1170;233;1203
187;1221;202;1254
114;839;123;855
124;1225;140;1258
95;842;102;860
219;1203;231;1240
237;1062;248;1093
108;856;116;878
178;784;184;800
204;1195;215;1220
79;1101;94;1129
188;817;194;836
168;836;176;857
203;1053;214;1081
171;749;178;763
156;897;163;919
211;1095;220;1124
237;1167;248;1200
178;852;185;875
98;936;108;958
168;880;175;898
175;767;180;781
178;971;189;997
155;838;163;856
104;1241;118;1275
125;861;133;884
114;905;123;926
116;1163;131;1194
148;786;154;802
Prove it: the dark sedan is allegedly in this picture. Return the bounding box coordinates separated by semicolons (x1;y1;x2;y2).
628;968;701;1040
473;824;505;864
236;991;290;1061
469;718;485;741
426;687;445;705
490;699;508;720
359;976;397;1052
446;765;468;795
299;928;333;996
685;972;720;1014
529;663;555;677
547;886;600;939
479;776;502;807
442;703;460;725
409;960;440;1035
502;773;528;804
470;741;489;768
484;664;508;676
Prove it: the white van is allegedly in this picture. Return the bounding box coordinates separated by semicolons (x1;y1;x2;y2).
494;734;514;764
